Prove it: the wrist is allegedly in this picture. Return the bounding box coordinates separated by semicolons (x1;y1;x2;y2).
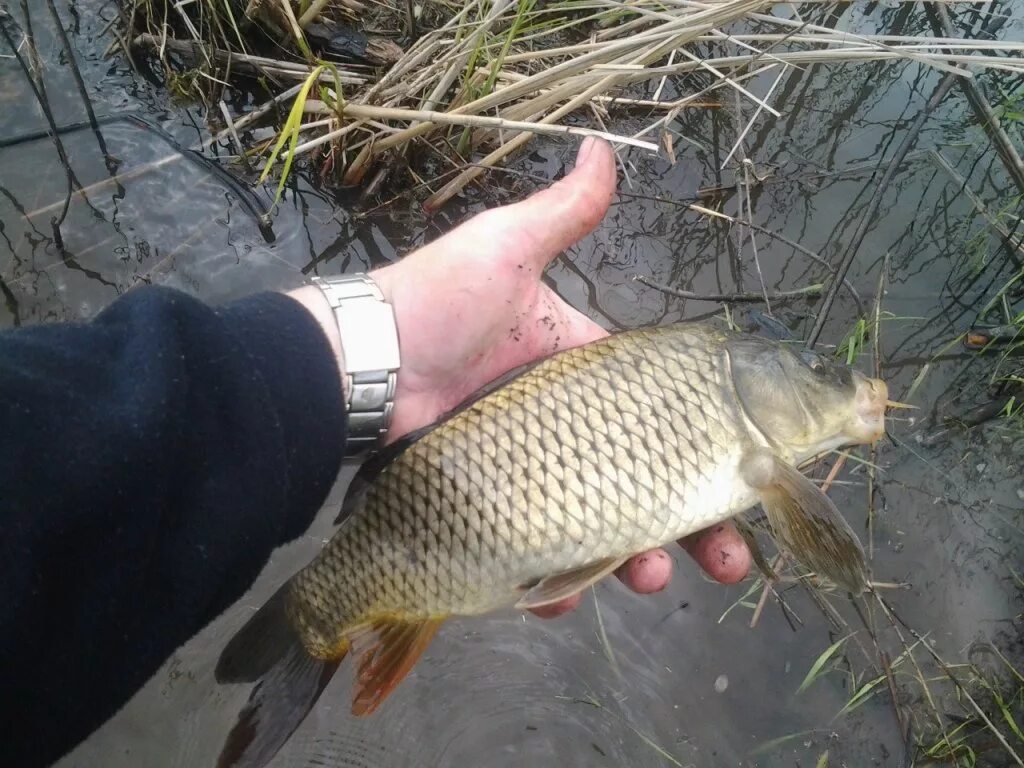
366;264;417;443
299;275;401;456
285;285;349;403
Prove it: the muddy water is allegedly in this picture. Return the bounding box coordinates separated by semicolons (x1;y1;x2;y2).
2;2;1021;766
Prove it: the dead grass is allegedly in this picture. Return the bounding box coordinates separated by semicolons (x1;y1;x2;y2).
123;0;1024;207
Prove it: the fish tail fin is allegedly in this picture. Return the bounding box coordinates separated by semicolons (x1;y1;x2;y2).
215;585;345;768
348;617;446;716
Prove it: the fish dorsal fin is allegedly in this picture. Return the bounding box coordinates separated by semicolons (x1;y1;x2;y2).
740;448;867;594
346;618;445;716
335;423;435;525
515;556;627;610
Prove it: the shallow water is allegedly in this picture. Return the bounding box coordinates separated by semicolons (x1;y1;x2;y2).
2;2;1022;766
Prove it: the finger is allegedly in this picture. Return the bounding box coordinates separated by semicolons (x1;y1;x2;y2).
528;591;583;619
616;548;673;594
679;522;752;584
503;137;617;266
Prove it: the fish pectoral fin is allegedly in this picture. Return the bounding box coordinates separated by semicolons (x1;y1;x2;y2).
348;617;445;716
515;556;627;610
734;514;778;582
740;448;868;594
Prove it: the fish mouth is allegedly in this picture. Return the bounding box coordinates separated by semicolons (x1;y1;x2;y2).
849;374;888;443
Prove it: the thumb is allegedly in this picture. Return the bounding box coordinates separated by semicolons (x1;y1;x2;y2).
501;137;617;267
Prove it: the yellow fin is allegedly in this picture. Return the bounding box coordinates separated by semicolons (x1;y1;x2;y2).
348;617;444;716
515;556;626;610
741;448;867;594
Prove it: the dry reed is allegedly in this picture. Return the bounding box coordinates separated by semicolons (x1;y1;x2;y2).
125;0;1024;205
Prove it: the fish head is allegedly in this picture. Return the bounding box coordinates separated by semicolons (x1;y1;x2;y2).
728;336;888;458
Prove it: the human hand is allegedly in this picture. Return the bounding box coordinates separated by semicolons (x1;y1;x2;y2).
369;137;751;615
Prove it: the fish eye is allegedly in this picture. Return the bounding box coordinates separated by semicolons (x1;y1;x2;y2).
800;351;828;375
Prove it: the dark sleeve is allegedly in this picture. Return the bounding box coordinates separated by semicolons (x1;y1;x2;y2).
0;286;347;767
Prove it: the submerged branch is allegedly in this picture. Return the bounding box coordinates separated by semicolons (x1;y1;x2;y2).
633;274;822;304
806;72;958;348
927;2;1024;195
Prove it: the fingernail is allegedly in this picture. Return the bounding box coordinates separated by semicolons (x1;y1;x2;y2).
577;135;597;165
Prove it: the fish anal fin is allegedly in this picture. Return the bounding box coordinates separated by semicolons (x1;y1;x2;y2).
515;556;626;610
741;448;867;594
348;617;445;716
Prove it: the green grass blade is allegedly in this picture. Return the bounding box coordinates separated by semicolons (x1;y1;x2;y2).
832;676;885;720
798;634;853;694
484;0;536;95
260;64;324;210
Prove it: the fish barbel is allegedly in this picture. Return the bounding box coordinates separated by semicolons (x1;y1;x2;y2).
216;321;888;768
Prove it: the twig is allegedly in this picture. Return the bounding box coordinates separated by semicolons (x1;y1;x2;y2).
867;255;888;561
742;156;771;312
806;72;959;348
928;148;1024;266
297;0;332;28
880;649;908;742
208;83;306;147
275;0;310;57
595;95;719;109
304;99;658;151
866;581;910;590
614;191;866;313
697;152;931;197
876;594;1024;767
218;100;253;173
404;0;416;41
591;587;620;678
721;65;786;168
749;554;788;629
43;0;117;174
730;79;772;313
380;0;770;200
927;2;1024;195
4;2;87;246
633;274;822;304
820;454;847;494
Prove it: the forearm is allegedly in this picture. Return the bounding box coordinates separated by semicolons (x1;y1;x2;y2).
0;285;347;766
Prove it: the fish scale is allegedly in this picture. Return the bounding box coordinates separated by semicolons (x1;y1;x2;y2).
288;323;754;658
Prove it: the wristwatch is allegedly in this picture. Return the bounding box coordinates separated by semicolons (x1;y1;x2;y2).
311;274;400;457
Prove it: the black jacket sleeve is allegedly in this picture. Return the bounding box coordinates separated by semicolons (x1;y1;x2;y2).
0;286;347;767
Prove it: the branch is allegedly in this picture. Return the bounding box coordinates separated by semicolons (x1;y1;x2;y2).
806;72;959;348
633;274;822;303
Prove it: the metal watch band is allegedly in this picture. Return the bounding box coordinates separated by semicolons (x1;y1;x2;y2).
311;274;400;457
